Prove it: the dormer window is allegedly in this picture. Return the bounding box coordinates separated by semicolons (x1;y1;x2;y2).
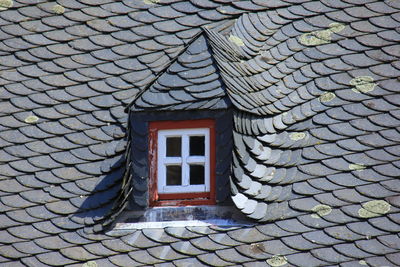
148;119;216;206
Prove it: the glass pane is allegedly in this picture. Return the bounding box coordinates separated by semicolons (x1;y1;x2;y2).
166;165;181;185
166;137;181;157
190;136;205;156
190;165;205;185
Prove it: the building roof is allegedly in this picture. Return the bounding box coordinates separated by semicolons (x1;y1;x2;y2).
0;0;399;266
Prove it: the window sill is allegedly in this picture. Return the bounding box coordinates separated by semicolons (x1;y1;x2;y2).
114;205;253;229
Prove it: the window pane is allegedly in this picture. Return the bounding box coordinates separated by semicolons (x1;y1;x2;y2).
190;165;205;185
190;136;205;156
166;137;181;157
166;165;181;185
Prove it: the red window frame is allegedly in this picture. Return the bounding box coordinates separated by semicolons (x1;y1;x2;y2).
148;119;216;207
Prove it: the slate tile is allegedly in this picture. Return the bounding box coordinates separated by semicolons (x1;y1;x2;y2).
1;194;36;209
51;166;90;181
0;229;25;245
127;250;164;265
297;214;336;229
147;245;188;261
356;239;397;255
50;151;87;165
64;10;94;23
93;47;126;60
311;247;352;263
0;212;23;229
13;241;49;255
70;147;103;162
121;231;159;249
88;94;120;108
0;245;28;259
333;188;372;204
197;253;233;267
45;200;80;215
26;205;58;220
25;141;60;155
164;227;203;240
0;178;30;193
65;132;99;146
60;246;99;261
207;233;242;247
169;241;205;257
303;230;343;246
286;252;330;266
28;155;64;169
51;216;83;230
216;248;253;264
369;216;400;233
62;181;90;195
20;189;57;204
174;257;206;267
260;239;299;256
7;224;48;240
17;65;50;78
71;53;105;65
0;149;19;163
43;29;77;42
377;235;400;250
36;251;77;266
0;163;25;178
386;252;400;266
190;236;230;251
75;161;104;175
324;225;364;242
139;228;178;244
347;221;387;238
10;97;44;110
365;255;397;267
109;254;142;266
356;183;395;198
19;125;53;139
34;170;65;185
335;243;374;260
228;228;269;243
101;239;136;253
59;118;93;132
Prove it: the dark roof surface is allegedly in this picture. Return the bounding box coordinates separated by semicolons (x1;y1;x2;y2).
0;0;399;266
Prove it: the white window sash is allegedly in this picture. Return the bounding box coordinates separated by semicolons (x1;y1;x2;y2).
157;128;210;194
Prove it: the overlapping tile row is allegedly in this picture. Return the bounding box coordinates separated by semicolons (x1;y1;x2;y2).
0;0;399;266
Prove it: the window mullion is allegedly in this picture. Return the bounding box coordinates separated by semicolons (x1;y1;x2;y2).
182;134;189;186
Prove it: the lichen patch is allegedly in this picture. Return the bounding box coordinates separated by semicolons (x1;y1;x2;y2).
267;255;288;266
143;0;160;5
311;204;332;218
358;200;391;218
0;0;13;10
299;23;345;46
349;163;366;171
24;115;39;124
52;4;65;14
229;35;245;46
359;260;367;265
289;132;306;141
329;22;346;33
319;92;336;102
82;261;97;267
350;76;376;93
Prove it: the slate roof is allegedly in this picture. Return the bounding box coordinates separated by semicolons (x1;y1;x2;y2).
0;0;399;266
